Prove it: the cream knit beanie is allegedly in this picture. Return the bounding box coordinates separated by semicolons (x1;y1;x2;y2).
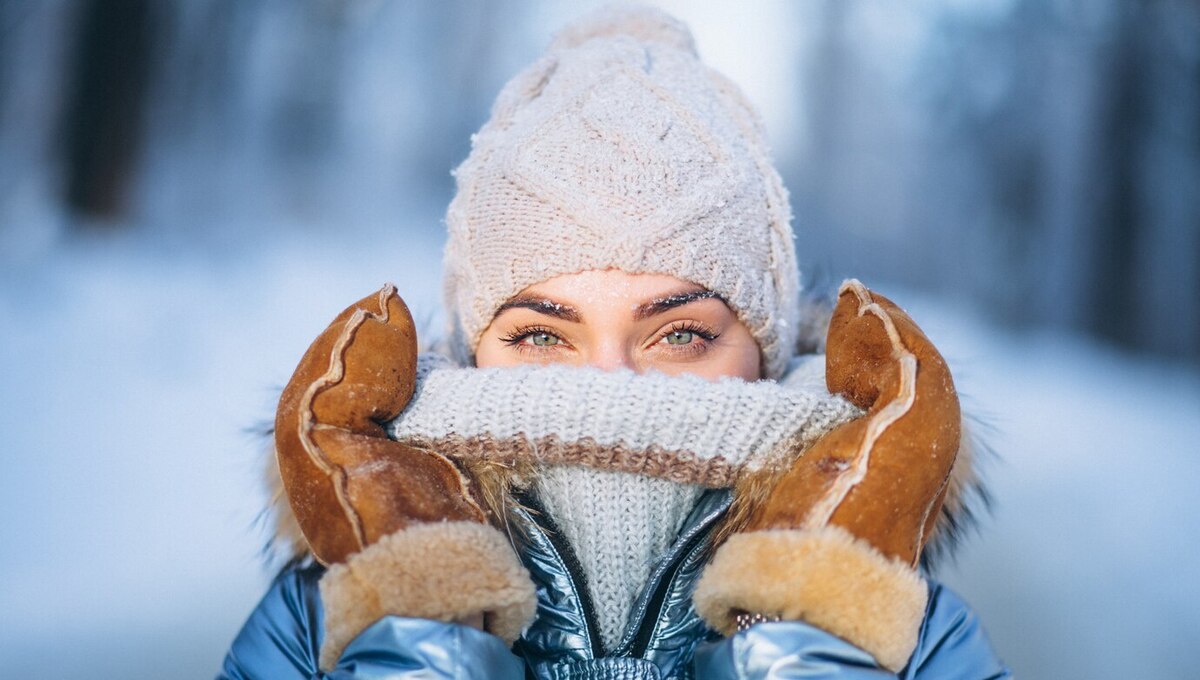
444;4;800;379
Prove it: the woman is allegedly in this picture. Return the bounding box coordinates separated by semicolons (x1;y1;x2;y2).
221;6;1009;678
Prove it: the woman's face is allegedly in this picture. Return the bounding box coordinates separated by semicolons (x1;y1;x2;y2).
475;270;762;381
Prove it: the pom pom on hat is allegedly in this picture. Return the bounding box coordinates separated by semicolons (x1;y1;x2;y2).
549;3;697;55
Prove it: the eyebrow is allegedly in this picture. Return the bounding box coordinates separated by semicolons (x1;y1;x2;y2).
633;288;721;321
494;296;583;323
493;287;723;324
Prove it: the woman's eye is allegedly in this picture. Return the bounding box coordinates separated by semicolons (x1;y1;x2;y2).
654;323;719;352
528;332;560;347
663;330;694;345
500;326;566;352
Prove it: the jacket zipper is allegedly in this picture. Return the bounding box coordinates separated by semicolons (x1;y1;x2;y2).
513;490;607;656
627;514;720;657
621;490;731;658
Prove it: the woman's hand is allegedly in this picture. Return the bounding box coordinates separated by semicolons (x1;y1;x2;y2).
274;284;536;670
695;279;961;673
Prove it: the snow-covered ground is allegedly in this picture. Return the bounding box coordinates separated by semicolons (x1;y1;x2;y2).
1;227;1197;679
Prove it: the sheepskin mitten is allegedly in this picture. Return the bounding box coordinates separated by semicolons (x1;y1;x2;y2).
274;285;537;670
443;4;800;379
694;280;961;672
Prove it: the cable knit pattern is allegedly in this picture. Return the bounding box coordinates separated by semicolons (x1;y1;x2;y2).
387;354;860;487
443;4;800;378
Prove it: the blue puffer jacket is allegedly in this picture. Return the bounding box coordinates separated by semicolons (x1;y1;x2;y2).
220;489;1009;679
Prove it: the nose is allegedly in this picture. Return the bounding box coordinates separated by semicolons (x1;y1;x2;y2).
585;342;637;373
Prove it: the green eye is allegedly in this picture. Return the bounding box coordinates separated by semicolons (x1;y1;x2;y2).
530;332;560;347
665;330;694;345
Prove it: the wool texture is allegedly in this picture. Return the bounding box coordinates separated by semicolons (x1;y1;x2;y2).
385;352;860;649
534;466;704;651
443;4;801;378
388;354;860;488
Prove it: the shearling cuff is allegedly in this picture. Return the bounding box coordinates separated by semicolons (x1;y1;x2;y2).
693;525;928;672
317;521;538;670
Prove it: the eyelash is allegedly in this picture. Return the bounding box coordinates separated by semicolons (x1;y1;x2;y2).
499;322;720;356
657;321;719;357
500;325;561;352
661;321;719;343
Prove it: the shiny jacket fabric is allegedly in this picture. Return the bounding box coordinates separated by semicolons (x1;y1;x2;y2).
220;490;1010;679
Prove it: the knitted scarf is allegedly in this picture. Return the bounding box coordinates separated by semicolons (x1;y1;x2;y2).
386;353;861;650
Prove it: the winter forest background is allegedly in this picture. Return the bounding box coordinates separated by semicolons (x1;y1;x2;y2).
1;1;1197;678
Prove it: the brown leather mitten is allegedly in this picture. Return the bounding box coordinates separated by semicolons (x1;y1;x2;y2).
694;279;960;672
275;284;536;670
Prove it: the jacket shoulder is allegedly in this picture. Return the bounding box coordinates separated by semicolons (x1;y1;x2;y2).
220;562;325;679
219;561;526;679
904;582;1010;679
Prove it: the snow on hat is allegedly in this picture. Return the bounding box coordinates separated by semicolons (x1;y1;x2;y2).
443;4;800;378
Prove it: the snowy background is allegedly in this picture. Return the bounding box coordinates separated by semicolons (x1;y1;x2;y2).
2;2;1198;679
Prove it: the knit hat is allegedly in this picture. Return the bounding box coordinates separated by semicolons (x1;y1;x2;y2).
444;4;800;379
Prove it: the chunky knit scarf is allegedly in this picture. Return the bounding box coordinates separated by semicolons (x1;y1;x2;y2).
386;353;861;650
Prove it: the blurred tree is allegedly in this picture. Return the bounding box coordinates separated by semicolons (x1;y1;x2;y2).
793;0;1199;362
9;0;1196;358
59;0;160;222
